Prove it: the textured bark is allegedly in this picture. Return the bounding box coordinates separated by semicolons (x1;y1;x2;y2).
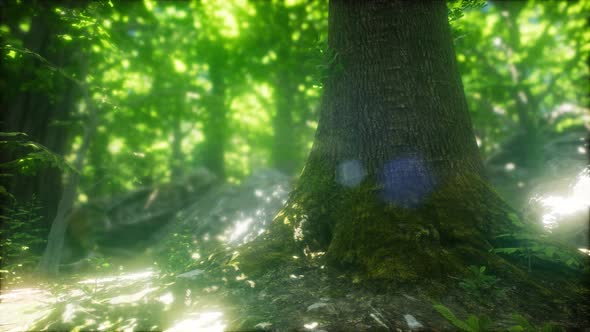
304;0;482;186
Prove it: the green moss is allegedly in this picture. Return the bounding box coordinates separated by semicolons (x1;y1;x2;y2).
423;173;517;244
234;171;550;288
320;173;533;283
233;219;303;277
320;184;444;282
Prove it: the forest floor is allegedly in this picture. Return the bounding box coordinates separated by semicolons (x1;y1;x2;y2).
1;162;588;331
1;253;588;331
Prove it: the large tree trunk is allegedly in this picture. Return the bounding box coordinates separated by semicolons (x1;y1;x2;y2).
237;1;520;282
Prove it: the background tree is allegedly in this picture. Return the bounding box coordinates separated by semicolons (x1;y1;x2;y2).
454;0;589;206
247;0;327;175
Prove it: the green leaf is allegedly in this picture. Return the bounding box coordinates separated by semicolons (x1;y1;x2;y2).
511;314;533;329
478;315;492;330
493;247;520;254
465;315;481;331
544;246;555;257
433;305;474;331
0;132;28;137
540;323;564;332
508;213;524;227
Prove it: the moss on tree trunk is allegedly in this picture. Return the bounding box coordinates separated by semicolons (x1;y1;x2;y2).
236;171;523;282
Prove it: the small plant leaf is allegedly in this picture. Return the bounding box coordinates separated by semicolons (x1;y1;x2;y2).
465;315;480;330
508;213;524;227
511;314;534;329
433;305;474;331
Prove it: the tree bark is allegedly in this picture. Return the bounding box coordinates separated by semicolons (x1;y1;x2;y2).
307;0;483;185
237;1;519;282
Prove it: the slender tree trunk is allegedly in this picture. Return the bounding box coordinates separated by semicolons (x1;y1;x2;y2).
169;89;186;180
37;88;97;276
272;66;298;175
270;4;300;176
170;111;184;180
238;1;518;282
202;47;227;179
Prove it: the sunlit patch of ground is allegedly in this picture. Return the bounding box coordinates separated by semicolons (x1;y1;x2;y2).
77;268;156;293
0;268;169;331
166;311;225;332
0;266;233;331
0;253;588;330
0;288;54;332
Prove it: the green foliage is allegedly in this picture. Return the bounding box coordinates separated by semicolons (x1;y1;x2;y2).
448;0;487;23
0;196;47;284
434;305;564;332
0;132;74;176
310;38;344;88
1;0;586;194
454;0;589;160
153;225;196;273
491;212;585;271
459;265;500;298
508;314;564;332
433;304;492;331
493;232;585;271
493;243;584;271
87;254;112;273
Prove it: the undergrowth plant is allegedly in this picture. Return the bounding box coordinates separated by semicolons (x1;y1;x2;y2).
459;265;500;298
434;304;492;331
154;224;196;273
433;304;564;332
0;131;72;283
0;196;47;284
493;213;585;271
